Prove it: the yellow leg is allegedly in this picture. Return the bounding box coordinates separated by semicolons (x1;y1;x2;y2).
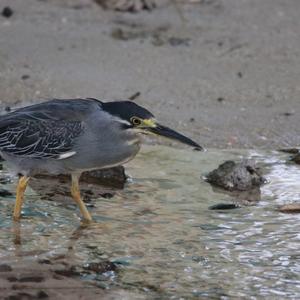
13;176;30;221
71;174;92;222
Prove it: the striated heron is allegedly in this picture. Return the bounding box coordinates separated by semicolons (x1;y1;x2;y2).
0;98;202;222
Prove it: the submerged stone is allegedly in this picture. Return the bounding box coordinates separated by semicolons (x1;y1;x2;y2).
83;261;117;273
291;153;300;164
81;167;127;188
278;203;300;214
34;166;127;188
206;160;266;191
18;275;45;283
0;264;12;272
0;188;13;197
279;148;299;154
54;266;80;277
209;203;240;210
29;166;126;204
36;291;49;299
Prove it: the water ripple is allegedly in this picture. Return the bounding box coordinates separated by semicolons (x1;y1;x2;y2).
0;146;299;298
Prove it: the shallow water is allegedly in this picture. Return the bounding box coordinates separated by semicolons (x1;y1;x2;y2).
0;146;300;299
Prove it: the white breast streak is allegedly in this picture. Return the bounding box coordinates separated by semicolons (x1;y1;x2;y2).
57;151;77;160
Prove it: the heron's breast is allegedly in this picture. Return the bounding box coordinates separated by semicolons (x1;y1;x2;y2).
66;129;141;171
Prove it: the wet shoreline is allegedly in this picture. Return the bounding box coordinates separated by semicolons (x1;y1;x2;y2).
1;0;300;149
1;0;300;298
0;146;299;299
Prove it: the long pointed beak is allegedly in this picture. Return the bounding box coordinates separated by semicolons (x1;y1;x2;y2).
147;123;204;151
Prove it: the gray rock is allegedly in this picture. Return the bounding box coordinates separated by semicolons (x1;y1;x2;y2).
34;166;127;189
279;148;299;154
0;264;12;272
278;203;300;213
291;153;300;164
209;203;240;210
0;188;13;197
81;167;127;188
206;160;266;191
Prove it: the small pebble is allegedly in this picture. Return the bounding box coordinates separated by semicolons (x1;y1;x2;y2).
38;259;52;265
278;204;300;214
21;74;30;80
54;266;80;277
291;153;300;164
100;192;114;199
1;6;13;18
128;91;141;101
281;112;293;117
19;276;44;282
209;203;240;210
0;177;11;184
168;37;191;47
0;264;12;272
278;148;299;154
37;290;49;299
0;188;13;197
84;261;117;273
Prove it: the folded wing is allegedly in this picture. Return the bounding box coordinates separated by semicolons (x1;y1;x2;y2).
0;100;91;159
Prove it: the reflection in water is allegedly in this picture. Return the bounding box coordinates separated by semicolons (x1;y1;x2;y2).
0;146;300;298
210;185;262;206
12;222;21;247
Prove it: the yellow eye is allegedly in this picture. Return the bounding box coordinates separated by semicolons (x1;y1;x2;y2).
130;117;141;126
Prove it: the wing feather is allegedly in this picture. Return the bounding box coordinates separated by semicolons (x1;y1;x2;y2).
0;98;104;159
0;118;84;159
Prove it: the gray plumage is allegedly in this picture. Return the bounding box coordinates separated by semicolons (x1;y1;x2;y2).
0;99;140;176
1;98;202;221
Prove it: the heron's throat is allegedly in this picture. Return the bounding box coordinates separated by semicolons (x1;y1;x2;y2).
122;127;143;146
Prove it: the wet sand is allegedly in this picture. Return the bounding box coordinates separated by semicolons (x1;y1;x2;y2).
0;0;299;150
1;147;300;299
0;0;300;299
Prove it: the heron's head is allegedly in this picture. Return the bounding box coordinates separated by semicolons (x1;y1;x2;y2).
101;101;203;151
